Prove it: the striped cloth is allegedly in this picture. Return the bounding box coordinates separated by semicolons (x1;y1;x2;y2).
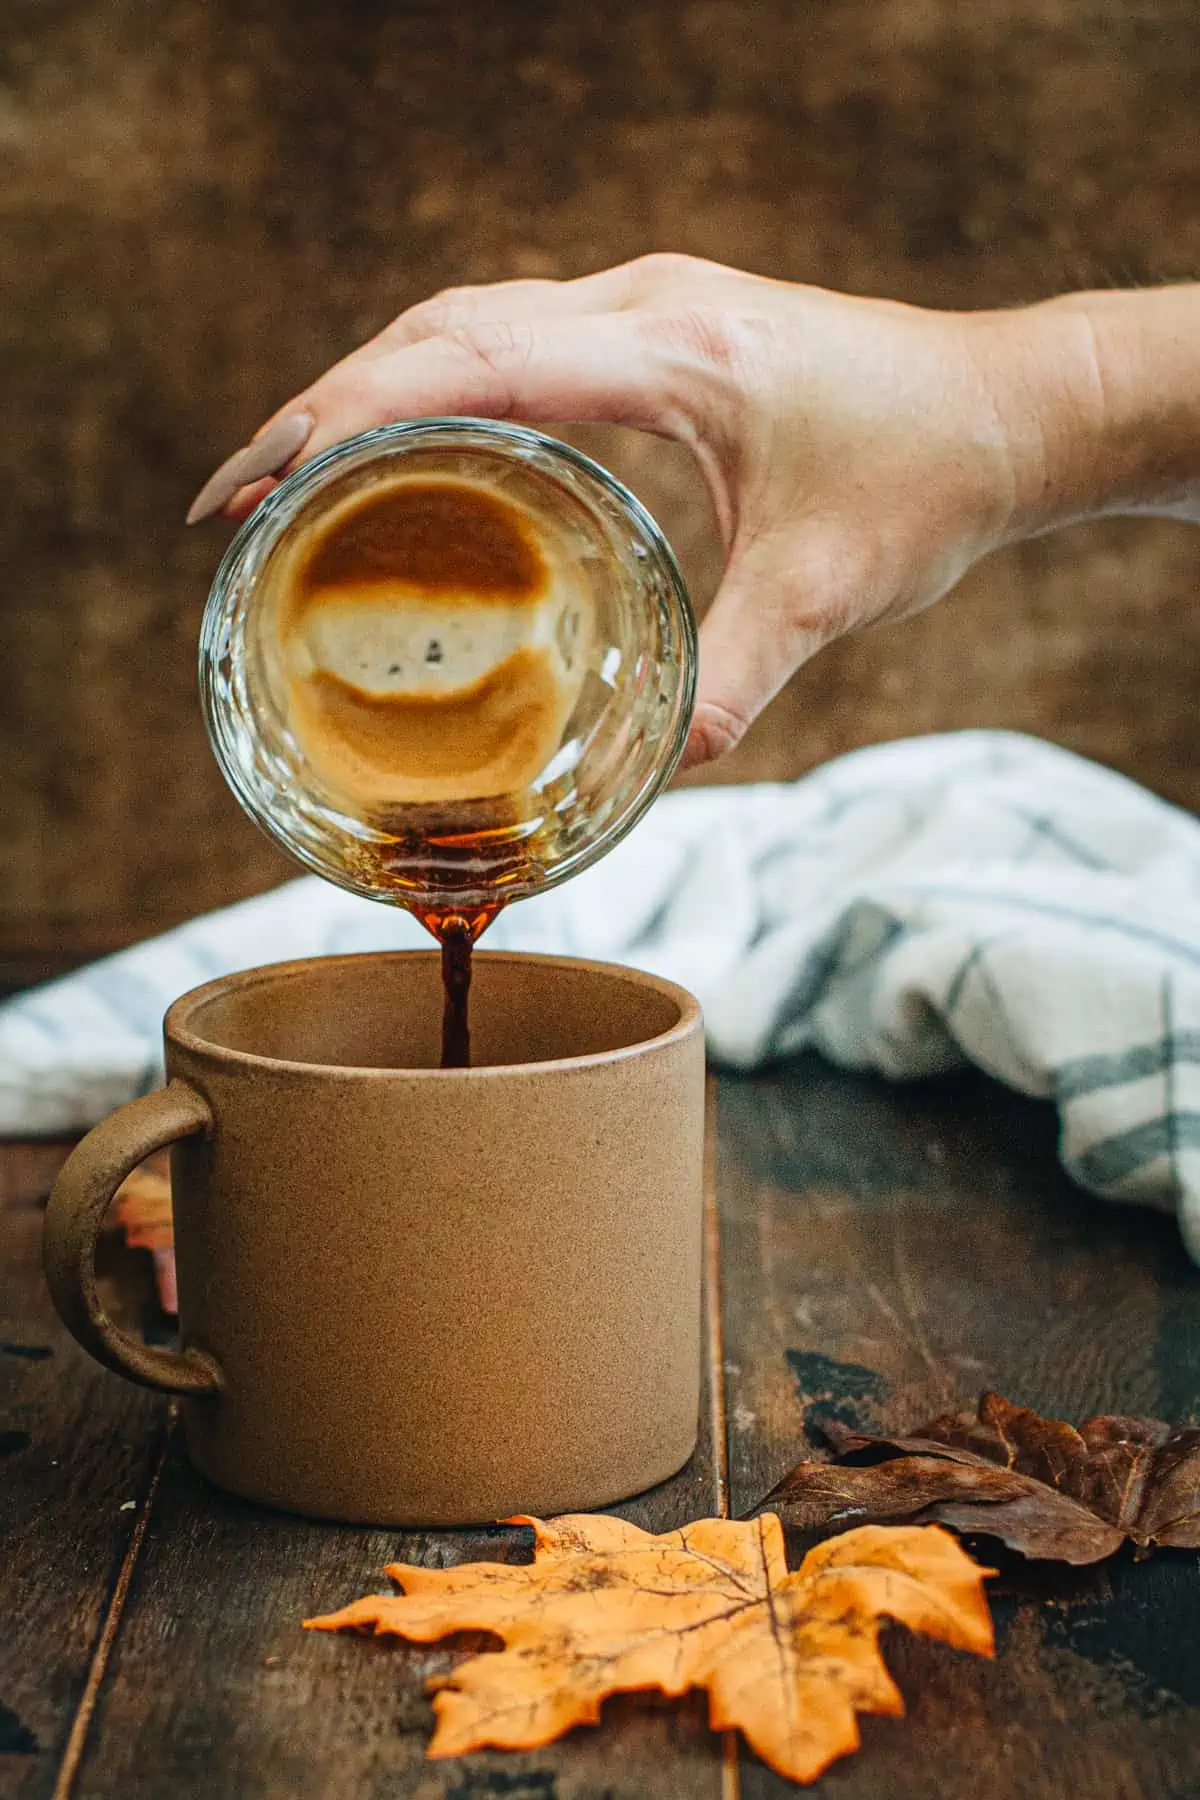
4;730;1200;1261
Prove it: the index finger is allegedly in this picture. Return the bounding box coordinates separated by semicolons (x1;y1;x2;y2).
220;311;691;521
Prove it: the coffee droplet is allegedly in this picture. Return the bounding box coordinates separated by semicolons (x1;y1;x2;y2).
270;474;596;808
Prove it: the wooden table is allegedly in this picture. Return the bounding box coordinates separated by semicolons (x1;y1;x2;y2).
4;1057;1200;1800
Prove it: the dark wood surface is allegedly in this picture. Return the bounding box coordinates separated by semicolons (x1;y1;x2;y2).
3;1060;1199;1799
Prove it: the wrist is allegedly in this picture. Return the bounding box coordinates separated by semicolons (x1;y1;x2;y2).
981;286;1200;540
961;301;1109;544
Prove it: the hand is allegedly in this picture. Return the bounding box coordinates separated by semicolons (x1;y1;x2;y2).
189;255;1081;768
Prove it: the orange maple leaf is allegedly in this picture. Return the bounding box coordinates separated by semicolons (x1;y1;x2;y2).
113;1162;177;1315
306;1513;994;1784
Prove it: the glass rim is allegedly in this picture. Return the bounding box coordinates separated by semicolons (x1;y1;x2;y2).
199;418;698;909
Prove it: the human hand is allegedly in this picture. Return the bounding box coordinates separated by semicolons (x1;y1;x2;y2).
188;256;1086;768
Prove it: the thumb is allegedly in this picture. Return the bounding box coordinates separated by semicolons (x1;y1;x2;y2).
679;530;839;770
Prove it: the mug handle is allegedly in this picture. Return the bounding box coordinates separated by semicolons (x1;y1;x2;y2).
43;1080;223;1395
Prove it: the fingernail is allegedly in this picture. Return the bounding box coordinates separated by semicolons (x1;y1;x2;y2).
185;411;315;525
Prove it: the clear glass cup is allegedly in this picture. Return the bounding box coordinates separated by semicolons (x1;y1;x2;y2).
200;419;696;920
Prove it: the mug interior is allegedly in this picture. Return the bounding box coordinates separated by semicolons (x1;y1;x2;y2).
174;952;688;1071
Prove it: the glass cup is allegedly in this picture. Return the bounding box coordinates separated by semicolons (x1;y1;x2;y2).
200;419;696;920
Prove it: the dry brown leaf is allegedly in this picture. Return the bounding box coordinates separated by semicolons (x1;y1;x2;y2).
113;1162;177;1315
753;1391;1200;1565
306;1513;993;1784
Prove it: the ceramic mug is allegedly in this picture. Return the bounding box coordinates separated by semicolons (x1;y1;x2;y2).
43;951;705;1525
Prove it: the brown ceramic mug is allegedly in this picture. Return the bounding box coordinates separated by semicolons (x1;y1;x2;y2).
43;952;705;1526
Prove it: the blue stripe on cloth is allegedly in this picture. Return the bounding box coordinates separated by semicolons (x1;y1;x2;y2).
1004;806;1111;870
762;910;908;1056
764;917;866;1050
1056;1032;1200;1100
831;913;907;985
0;999;65;1045
901;885;1200;968
944;938;1002;1016
1075;1114;1200;1189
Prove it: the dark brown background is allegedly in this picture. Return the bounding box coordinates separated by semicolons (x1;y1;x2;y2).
3;0;1198;977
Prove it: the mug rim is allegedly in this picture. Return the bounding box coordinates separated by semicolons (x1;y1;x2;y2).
164;949;702;1080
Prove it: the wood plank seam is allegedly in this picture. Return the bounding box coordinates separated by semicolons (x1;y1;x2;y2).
704;1077;741;1800
704;1077;730;1522
49;1410;174;1800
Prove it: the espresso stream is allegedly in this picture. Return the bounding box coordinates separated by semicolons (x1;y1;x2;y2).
273;474;588;1066
408;904;500;1068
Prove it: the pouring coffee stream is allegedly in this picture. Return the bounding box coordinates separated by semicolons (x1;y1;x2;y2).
411;905;500;1069
200;419;697;1071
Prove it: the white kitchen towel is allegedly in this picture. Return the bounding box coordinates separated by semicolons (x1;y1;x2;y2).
4;730;1200;1259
